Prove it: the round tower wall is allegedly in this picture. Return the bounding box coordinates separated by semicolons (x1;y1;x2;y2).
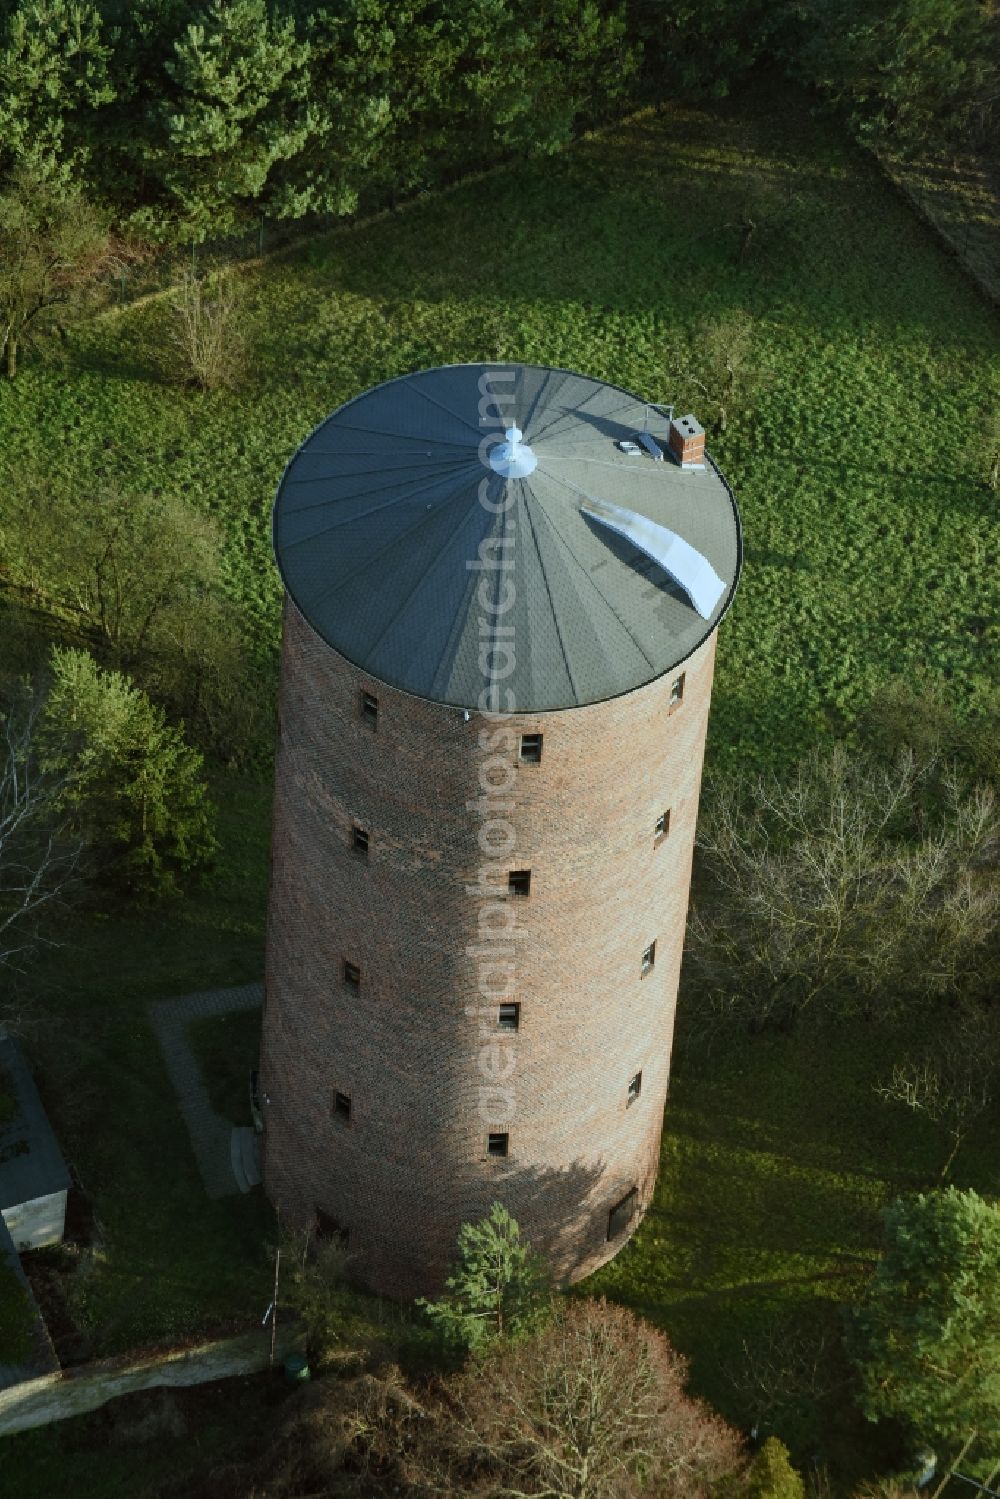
261;597;717;1298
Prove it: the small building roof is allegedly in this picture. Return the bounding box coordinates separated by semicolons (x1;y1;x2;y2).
0;1037;71;1212
273;363;741;713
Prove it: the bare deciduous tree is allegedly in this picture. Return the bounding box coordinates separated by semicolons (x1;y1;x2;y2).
166;265;247;391
1;484;259;763
3;484;223;661
0;693;81;1013
447;1298;743;1499
249;1300;745;1498
875;1004;999;1182
0;169;139;378
254;1363;432;1497
689;744;1000;1033
687;308;764;434
722;1313;846;1434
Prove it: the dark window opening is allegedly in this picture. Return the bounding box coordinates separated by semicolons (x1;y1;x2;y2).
669;674;685;706
627;1071;642;1107
498;1002;520;1031
655;809;671;841
333;1091;352;1122
488;1132;509;1158
607;1187;638;1240
343;959;361;991
508;870;531;898
360;690;378;726
641;941;656;977
519;733;543;763
352;825;369;855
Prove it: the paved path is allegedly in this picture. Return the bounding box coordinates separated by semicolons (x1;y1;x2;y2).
149;982;263;1200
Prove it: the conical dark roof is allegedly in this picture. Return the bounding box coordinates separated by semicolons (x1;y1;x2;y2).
273;363;741;712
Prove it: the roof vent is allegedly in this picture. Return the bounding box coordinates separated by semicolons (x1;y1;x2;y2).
489;426;537;478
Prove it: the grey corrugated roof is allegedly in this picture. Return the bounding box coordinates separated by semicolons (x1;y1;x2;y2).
0;1038;71;1211
273;363;741;712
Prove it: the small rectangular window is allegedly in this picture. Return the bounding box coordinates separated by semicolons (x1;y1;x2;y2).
343;959;361;991
360;690;378;726
627;1071;642;1107
333;1091;352;1122
352;825;369;854
641;941;656;977
654;809;671;841
669;674;685;706
498;1002;520;1031
519;733;543;764
488;1132;509;1158
508;869;531;898
607;1187;638;1240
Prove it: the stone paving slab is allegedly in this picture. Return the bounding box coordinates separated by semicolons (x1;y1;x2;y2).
149;982;263;1200
0;1320;302;1436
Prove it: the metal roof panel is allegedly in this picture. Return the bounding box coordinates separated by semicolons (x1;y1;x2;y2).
273;363;741;711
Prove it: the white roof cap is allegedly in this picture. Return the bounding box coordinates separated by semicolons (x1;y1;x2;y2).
581;497;726;619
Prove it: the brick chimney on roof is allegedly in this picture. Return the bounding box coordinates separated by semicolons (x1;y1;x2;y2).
668;413;705;468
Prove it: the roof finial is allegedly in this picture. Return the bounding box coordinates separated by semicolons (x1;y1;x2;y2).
489;424;537;479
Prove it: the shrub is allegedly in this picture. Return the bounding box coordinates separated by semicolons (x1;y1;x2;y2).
165;265;247;391
277;1223;353;1368
745;1437;806;1498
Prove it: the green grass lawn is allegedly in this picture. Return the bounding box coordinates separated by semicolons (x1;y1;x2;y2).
587;1010;1000;1486
0;1374;285;1499
0;1260;37;1367
0;72;996;1492
2;79;996;765
17;775;276;1356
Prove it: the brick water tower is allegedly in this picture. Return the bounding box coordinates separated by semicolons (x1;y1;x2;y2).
261;363;741;1298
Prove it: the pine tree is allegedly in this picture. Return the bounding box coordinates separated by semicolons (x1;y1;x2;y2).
417;1202;551;1352
0;0;116;187
135;0;313;240
744;1437;806;1499
40;647;217;899
850;1187;1000;1455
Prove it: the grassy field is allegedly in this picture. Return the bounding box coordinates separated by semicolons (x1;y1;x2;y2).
588;1009;1000;1487
0;1261;36;1367
0;1374;286;1499
16;776;275;1357
2;81;996;767
0;74;997;1492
